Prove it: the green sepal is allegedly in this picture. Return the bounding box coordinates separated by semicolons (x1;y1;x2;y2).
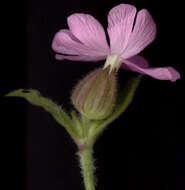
6;89;80;139
70;110;83;138
89;75;142;145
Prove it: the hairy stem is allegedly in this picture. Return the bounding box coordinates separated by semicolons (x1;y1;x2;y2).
78;148;96;190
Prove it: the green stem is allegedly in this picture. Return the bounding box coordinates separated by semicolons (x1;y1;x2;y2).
78;148;96;190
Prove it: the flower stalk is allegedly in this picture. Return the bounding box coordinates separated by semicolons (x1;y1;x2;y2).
78;148;96;190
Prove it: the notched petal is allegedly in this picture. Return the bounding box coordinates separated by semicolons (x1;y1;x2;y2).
107;4;137;55
122;9;157;59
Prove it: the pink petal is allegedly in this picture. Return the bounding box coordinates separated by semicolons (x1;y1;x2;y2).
52;29;107;57
107;4;137;55
67;13;109;54
122;58;180;82
55;54;106;62
121;56;149;70
122;9;157;59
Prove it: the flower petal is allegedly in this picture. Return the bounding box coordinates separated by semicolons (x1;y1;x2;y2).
122;9;157;59
121;55;149;70
67;13;109;54
52;29;107;57
55;54;106;62
107;4;137;55
121;58;180;82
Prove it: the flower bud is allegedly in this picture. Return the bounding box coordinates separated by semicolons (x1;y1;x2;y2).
71;67;117;120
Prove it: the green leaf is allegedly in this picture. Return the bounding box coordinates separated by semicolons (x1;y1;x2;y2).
6;89;79;139
89;75;142;144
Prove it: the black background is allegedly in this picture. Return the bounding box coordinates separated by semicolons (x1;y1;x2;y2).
1;0;185;190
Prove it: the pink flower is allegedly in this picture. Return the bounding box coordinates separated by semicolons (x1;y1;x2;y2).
52;4;180;82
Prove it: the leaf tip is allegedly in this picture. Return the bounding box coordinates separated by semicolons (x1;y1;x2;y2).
5;89;24;97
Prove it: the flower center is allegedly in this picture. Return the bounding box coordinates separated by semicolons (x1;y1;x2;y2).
103;55;122;72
